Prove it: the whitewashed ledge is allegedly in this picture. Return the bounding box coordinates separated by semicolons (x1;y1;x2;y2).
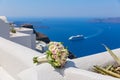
0;37;64;80
1;37;120;80
64;48;120;80
15;27;33;34
0;37;42;80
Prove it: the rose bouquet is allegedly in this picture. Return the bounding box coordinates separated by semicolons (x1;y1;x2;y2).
33;42;69;68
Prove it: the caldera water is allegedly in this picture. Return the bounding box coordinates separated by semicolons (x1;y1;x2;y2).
8;18;120;57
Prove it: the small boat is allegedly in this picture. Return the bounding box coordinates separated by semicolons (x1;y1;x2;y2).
68;35;84;40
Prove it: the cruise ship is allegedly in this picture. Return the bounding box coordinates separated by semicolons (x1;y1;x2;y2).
68;35;84;40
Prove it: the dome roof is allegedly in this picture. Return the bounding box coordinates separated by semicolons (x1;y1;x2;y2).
0;16;8;23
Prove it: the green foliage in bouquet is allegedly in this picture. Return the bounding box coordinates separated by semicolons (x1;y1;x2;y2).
33;42;69;68
33;57;39;64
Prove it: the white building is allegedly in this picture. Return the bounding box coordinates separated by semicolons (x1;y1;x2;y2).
0;16;36;49
15;27;36;49
0;18;10;39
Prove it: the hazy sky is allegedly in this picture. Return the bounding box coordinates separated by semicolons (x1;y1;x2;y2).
0;0;120;18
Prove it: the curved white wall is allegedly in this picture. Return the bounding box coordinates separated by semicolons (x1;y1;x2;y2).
0;37;42;80
0;37;65;80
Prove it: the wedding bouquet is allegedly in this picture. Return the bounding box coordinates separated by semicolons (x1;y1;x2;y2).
33;42;69;68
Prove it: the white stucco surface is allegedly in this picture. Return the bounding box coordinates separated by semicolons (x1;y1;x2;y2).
0;19;9;39
71;49;120;70
0;37;64;80
15;27;33;34
0;67;15;80
0;16;8;23
18;63;64;80
64;67;120;80
64;49;120;80
15;27;36;49
0;37;42;80
10;32;32;49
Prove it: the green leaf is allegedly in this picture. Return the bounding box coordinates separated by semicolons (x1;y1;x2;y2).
60;42;64;44
103;44;120;65
33;57;39;64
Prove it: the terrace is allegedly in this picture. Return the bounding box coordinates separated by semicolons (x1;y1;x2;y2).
0;16;120;80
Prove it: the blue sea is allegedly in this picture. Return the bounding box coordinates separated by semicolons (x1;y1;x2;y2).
8;17;120;57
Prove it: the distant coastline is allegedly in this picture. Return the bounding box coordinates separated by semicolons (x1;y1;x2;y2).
90;17;120;23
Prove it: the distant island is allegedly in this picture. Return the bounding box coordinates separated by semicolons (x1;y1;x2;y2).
90;17;120;23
